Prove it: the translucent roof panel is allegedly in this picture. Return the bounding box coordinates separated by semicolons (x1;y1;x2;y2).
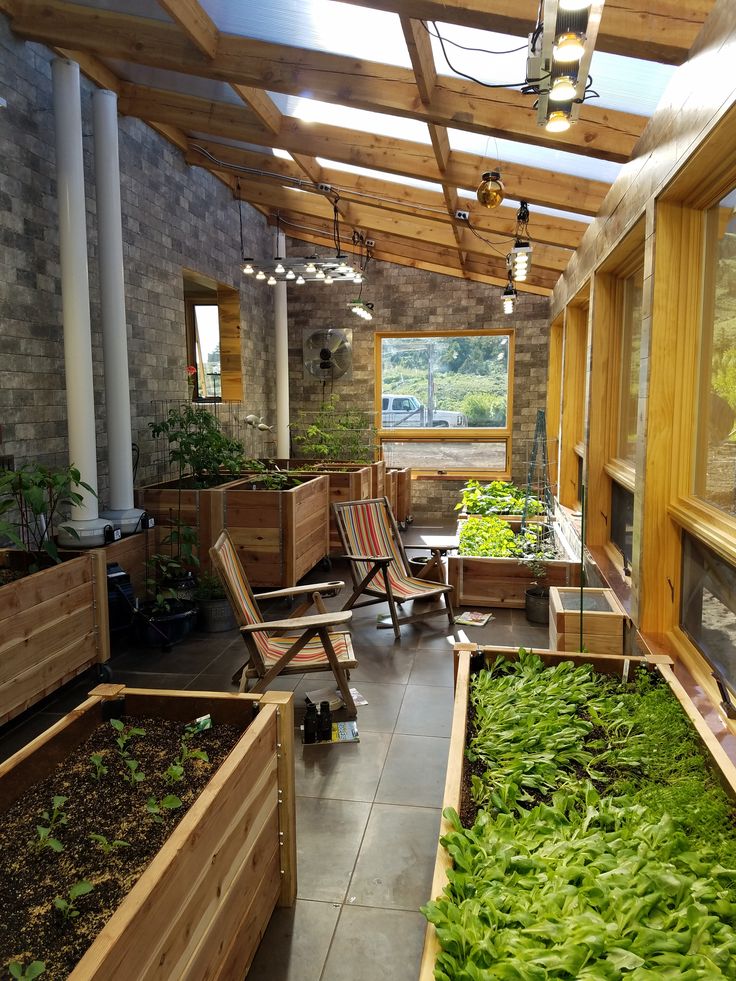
448;129;622;185
270;93;431;145
315;159;445;196
457;189;594;225
428;22;673;118
105;61;242;105
200;0;411;67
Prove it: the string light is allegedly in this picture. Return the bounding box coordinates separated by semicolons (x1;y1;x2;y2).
296;275;305;285
256;270;266;281
274;260;285;274
267;275;277;285
242;261;254;275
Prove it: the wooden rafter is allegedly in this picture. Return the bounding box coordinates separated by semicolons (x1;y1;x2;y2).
7;0;646;162
156;0;217;59
336;0;713;65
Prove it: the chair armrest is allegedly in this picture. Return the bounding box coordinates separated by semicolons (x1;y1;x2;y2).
241;610;353;633
342;554;392;564
256;581;344;600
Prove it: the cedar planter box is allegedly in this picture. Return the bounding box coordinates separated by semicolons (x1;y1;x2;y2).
267;457;386;499
286;466;371;556
419;644;736;980
134;476;241;574
447;552;580;608
549;586;629;655
0;550;110;726
391;466;412;525
0;683;296;980
100;531;150;597
223;475;329;588
385;467;398;516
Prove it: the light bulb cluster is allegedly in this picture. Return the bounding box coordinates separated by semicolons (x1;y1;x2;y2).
348;299;374;321
242;254;364;286
507;240;532;283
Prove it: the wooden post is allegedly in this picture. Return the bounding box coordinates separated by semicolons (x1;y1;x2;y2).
261;691;297;906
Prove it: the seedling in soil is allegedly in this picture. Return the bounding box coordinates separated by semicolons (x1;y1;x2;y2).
32;796;68;853
8;961;45;980
110;719;146;757
163;763;185;785
145;795;182;823
89;833;130;854
53;880;94;921
89;753;107;781
123;758;145;787
176;739;209;767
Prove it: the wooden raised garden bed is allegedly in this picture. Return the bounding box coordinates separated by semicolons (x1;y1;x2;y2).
0;683;296;980
286;466;371;556
447;552;580;608
0;549;110;726
549;585;629;655
420;644;736;979
222;475;329;588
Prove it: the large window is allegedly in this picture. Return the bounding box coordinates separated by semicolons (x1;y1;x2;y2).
188;301;222;399
695;189;736;516
681;531;736;690
617;264;644;465
183;274;242;402
376;330;513;476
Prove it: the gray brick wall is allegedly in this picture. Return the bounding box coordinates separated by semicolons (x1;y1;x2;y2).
0;16;275;498
284;239;551;521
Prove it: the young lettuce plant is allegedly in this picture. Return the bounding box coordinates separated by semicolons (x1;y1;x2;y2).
110;719;146;757
32;796;68;854
53;880;94;921
89;833;129;855
89;753;107;781
146;795;182;824
123;758;145;787
8;961;45;980
163;763;185;786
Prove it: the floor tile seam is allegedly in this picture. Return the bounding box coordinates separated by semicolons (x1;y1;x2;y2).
339;898;427;915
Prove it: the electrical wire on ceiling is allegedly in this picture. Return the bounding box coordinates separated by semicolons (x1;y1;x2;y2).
428;20;548;88
419;20;527;55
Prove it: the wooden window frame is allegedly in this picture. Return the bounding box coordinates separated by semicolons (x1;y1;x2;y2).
375;328;514;479
183;272;242;403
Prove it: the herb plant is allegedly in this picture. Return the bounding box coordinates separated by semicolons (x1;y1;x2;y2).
177;738;209;767
163;763;185;785
110;719;146;757
89;833;129;854
32;796;68;854
8;962;45;980
123;759;145;787
53;881;94;921
89;753;107;781
146;795;182;823
456;479;545;517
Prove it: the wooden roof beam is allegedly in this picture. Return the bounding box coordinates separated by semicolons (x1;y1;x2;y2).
156;0;218;60
336;0;712;66
8;1;646;162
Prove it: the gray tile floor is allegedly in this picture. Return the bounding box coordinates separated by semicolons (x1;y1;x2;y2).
0;552;548;980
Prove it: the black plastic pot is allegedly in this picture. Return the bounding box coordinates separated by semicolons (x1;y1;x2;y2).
134;600;197;650
525;585;550;625
196;597;236;633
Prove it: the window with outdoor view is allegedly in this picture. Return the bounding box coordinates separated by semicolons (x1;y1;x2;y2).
695;188;736;517
377;330;513;475
617;264;644;465
183;274;242;402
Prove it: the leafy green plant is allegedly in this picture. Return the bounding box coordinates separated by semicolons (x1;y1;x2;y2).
458;515;557;561
123;758;145;787
145;795;183;823
110;719;146;757
163;763;185;785
455;479;544;516
8;961;45;980
293;396;376;463
32;796;68;853
89;833;129;854
89;753;107;781
192;571;226;602
149;405;245;486
459;392;507;426
53;880;94;921
144;552;187;614
0;464;96;569
177;737;209;767
244;471;298;491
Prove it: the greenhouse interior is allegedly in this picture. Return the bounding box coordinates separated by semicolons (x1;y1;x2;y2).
2;0;736;978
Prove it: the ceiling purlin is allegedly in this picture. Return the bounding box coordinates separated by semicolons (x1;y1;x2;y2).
7;0;645;162
333;0;711;66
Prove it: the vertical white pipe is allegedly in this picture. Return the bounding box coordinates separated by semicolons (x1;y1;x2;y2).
274;229;290;458
52;59;100;524
93;89;135;513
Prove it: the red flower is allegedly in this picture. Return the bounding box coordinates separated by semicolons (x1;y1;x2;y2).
186;365;197;377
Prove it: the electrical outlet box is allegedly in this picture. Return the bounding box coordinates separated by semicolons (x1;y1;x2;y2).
366;238;375;247
454;210;470;221
141;513;155;530
317;182;332;193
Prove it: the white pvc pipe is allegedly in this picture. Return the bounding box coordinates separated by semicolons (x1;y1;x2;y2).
274;229;290;458
52;59;100;525
93;89;135;513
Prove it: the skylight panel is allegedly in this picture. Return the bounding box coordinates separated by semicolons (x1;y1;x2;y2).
315;159;444;194
106;61;242;105
588;52;676;117
200;0;411;67
428;22;529;87
448;130;622;185
271;94;432;144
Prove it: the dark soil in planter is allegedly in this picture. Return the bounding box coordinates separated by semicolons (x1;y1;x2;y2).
0;715;243;979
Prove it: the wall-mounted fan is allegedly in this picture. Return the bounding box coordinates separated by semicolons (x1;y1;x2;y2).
303;327;353;381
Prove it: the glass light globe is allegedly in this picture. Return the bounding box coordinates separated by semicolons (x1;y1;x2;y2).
477;171;504;209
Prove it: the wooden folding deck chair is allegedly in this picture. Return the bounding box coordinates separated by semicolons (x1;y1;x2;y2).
333;497;455;641
210;531;358;715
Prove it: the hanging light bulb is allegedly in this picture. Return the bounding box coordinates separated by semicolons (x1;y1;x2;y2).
296;274;305;285
324;275;334;285
508;240;532;283
267;275;277;286
558;0;590;10
305;260;317;274
336;258;349;273
274;260;285;275
315;268;325;280
242;261;254;275
546;110;572;133
477;170;504;209
549;76;577;102
354;273;363;284
285;269;295;280
502;280;516;315
255;270;266;281
553;31;586;63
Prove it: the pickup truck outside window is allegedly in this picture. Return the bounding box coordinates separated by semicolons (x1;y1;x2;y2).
376;330;514;478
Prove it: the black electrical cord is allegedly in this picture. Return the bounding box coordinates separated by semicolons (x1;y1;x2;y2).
431;22;547;88
465;220;513;258
420;20;527;56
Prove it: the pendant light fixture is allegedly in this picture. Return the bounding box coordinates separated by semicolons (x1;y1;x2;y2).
476;170;505;209
502;275;517;315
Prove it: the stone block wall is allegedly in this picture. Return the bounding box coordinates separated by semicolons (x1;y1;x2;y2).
0;15;275;500
285;240;551;521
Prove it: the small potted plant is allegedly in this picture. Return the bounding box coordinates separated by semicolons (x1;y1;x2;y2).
193;571;236;632
135;549;197;650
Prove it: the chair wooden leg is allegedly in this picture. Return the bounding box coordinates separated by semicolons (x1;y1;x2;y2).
319;628;357;716
445;590;455;625
383;582;402;641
